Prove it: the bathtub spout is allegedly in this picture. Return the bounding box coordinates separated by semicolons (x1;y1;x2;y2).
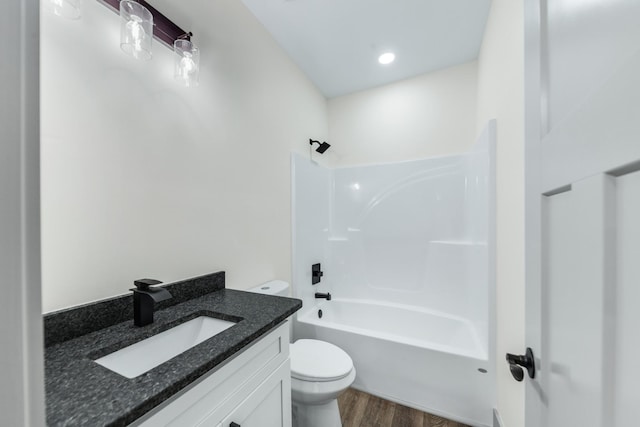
315;292;332;301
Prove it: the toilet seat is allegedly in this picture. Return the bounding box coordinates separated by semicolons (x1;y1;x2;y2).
291;339;353;382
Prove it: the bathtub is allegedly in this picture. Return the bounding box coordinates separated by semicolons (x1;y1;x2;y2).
294;298;493;427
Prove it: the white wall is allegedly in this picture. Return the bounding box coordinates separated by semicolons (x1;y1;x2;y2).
476;0;526;426
41;0;328;312
328;61;479;167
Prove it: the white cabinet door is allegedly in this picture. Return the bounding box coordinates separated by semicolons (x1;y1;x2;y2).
220;360;292;427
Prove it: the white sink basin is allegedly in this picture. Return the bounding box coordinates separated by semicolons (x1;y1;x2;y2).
95;316;236;378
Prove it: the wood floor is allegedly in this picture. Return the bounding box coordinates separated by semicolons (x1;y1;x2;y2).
337;388;470;427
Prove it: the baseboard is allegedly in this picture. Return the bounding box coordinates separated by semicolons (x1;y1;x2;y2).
493;408;504;427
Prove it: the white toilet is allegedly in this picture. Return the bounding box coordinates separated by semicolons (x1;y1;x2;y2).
248;280;356;427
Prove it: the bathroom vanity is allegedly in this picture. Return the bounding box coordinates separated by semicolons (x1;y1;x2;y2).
44;272;301;426
133;322;290;426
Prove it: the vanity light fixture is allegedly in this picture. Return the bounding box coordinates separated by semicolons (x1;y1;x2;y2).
97;0;199;86
119;0;153;60
174;36;200;87
44;0;82;20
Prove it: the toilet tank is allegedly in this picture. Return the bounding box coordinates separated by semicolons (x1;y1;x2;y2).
247;280;290;297
248;280;293;343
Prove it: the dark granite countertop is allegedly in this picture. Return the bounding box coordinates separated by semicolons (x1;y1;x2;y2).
44;273;302;426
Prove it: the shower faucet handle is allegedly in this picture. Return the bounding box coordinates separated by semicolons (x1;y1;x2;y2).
312;263;323;284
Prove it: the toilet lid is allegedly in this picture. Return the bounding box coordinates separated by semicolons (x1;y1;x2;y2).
290;339;353;382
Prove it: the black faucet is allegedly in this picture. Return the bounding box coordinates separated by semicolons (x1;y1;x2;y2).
315;292;331;301
130;279;172;327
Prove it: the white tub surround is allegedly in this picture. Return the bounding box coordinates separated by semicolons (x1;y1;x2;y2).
291;121;496;426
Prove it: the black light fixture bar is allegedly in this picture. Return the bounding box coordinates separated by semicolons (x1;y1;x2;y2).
98;0;191;49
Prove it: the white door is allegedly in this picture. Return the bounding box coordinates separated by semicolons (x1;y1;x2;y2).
523;0;640;426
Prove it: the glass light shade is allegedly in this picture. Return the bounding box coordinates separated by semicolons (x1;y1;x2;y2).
174;39;200;87
120;0;153;60
44;0;82;20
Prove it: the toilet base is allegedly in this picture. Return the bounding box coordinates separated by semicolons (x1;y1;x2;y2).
292;398;342;427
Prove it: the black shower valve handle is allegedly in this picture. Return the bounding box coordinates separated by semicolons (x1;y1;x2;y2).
312;263;324;284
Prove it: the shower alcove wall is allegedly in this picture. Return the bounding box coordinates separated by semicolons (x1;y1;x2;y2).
291;121;496;426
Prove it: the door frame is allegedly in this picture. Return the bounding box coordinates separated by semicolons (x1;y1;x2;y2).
524;0;544;426
0;0;45;425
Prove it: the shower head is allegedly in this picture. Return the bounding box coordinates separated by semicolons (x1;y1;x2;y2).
315;142;331;153
309;139;331;154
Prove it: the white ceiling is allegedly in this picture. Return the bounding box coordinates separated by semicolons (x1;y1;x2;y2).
241;0;492;98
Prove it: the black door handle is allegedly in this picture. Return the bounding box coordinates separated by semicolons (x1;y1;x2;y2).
230;423;241;427
506;347;535;381
509;363;524;381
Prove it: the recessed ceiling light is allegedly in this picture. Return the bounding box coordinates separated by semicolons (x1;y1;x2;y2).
378;52;395;65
